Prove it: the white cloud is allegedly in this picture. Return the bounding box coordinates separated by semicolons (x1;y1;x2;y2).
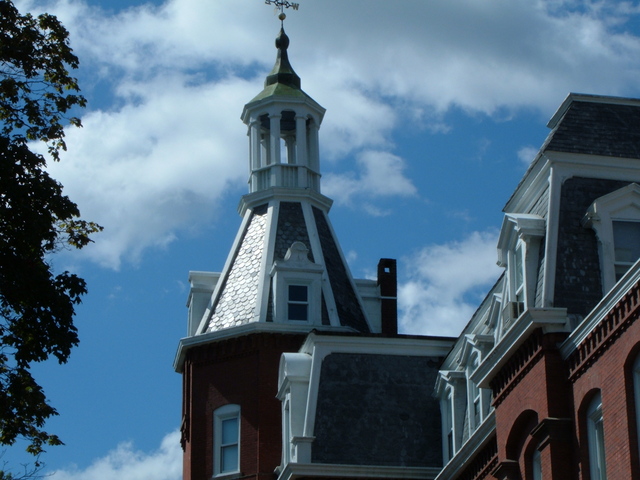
49;430;182;480
517;146;540;166
16;0;640;268
398;231;502;337
323;151;417;208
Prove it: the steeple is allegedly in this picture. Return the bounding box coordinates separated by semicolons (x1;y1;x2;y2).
187;27;381;337
176;16;397;480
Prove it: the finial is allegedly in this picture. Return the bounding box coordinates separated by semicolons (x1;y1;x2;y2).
265;0;299;25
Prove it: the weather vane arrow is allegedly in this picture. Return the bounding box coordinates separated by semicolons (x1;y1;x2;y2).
265;0;299;22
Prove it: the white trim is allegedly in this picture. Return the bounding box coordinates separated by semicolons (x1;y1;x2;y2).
173;323;357;373
196;208;254;335
213;404;241;476
277;462;441;480
586;392;606;480
299;333;454;439
560;259;640;359
434;411;496;480
582;183;640;293
473;308;568;389
301;202;340;327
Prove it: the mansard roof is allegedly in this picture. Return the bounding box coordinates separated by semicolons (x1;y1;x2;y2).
201;199;371;334
545;93;640;159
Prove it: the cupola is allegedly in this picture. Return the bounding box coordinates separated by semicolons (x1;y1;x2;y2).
241;27;325;194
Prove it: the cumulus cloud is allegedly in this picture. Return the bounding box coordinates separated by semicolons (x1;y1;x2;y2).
398;231;502;337
517;146;540;166
15;0;640;269
49;430;182;480
323;151;417;209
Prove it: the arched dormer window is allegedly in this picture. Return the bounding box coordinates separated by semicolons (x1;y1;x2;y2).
497;214;545;330
460;334;494;434
435;370;466;462
583;183;640;294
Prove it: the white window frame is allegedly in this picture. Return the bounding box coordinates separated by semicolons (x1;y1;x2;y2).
286;283;311;321
214;404;241;477
583;183;640;294
271;242;323;324
436;371;466;463
586;392;607;480
497;214;545;330
612;220;640;282
442;387;454;462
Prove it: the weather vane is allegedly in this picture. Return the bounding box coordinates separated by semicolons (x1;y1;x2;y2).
265;0;299;23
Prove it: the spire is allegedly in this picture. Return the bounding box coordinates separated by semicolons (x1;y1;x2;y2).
265;28;301;90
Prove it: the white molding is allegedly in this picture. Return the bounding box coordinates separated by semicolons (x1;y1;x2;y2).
299;333;454;439
196;208;254;335
473;308;568;389
277;462;441;480
560;259;640;359
238;188;333;216
173;323;356;372
434;411;496;480
582;183;640;293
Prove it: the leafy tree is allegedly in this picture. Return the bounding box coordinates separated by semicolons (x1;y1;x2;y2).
0;0;101;457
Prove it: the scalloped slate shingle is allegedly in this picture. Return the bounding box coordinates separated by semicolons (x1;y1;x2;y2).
206;205;267;332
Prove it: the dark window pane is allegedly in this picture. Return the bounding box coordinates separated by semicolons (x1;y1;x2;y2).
289;285;307;302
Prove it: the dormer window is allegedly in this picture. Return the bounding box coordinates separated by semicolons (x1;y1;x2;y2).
497;214;545;329
613;220;640;281
583;183;640;292
512;244;525;318
271;242;323;324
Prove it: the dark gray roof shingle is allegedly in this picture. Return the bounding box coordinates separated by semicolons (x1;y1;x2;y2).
546;101;640;159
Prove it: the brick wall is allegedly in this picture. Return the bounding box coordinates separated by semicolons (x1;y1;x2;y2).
182;332;306;480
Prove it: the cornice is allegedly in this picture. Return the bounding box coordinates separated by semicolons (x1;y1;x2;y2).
238;188;333;216
434;411;496;480
473;308;568;389
173;323;353;372
277;462;441;480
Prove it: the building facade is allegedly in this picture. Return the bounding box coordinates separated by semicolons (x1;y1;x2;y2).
174;23;640;480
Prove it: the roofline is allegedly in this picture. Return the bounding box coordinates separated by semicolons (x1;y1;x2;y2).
547;92;640;129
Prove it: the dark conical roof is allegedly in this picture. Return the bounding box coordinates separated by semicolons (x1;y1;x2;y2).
265;27;301;89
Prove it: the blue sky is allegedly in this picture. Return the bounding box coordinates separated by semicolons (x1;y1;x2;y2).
7;0;640;478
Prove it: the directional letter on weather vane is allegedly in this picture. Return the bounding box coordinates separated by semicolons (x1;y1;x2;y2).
265;0;300;18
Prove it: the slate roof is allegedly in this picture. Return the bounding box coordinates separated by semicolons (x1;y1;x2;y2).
546;100;640;159
312;353;443;467
204;201;370;333
206;205;268;332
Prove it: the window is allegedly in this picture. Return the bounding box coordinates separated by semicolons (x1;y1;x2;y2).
612;221;640;281
497;213;545;328
287;285;308;321
633;355;640;464
467;353;482;430
532;448;542;480
271;242;324;324
214;404;240;476
583;183;640;292
586;392;606;480
443;388;454;461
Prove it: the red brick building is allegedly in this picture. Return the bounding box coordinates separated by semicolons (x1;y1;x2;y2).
436;95;640;480
174;20;640;480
